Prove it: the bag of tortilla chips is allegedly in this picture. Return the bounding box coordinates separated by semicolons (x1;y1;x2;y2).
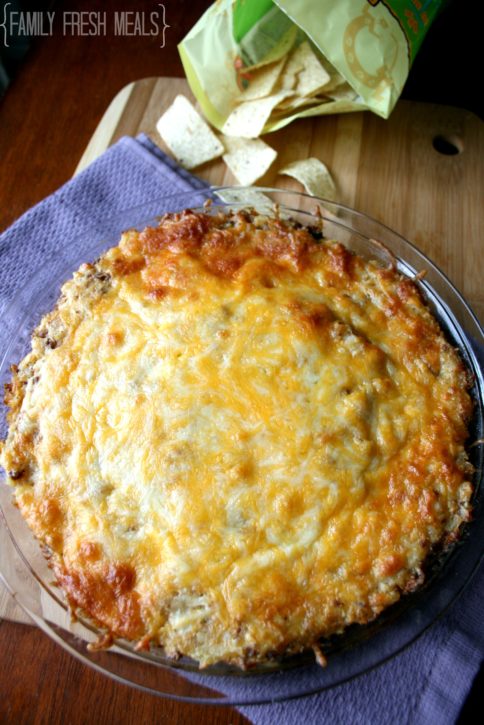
179;0;443;136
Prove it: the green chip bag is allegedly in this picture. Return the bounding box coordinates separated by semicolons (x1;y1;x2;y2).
179;0;443;133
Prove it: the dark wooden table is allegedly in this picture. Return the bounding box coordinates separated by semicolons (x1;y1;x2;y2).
0;1;480;722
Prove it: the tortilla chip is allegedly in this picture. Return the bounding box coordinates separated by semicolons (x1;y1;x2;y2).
222;91;292;138
240;58;286;101
321;70;347;93
314;55;347;93
215;187;274;214
222;137;277;186
156;95;224;169
279;158;337;200
291;42;331;97
278;47;305;90
275;94;321;111
328;84;359;102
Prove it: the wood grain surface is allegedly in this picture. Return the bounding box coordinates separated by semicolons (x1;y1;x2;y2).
0;1;482;722
0;621;250;725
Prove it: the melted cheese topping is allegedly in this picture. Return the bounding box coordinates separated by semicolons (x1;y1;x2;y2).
0;210;473;667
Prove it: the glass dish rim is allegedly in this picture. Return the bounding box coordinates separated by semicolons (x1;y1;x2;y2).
0;185;483;705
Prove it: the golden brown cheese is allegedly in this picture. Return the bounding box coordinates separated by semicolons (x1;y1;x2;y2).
0;209;473;668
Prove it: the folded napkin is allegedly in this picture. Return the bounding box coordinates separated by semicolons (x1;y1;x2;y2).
0;135;482;724
0;134;208;319
239;563;484;724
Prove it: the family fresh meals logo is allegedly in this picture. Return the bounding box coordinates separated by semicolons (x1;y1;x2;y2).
1;3;170;47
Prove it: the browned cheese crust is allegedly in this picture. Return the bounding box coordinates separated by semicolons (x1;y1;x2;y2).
0;209;474;668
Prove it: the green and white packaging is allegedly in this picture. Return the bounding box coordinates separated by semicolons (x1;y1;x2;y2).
179;0;443;132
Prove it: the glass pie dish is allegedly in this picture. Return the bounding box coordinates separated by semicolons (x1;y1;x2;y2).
0;187;483;705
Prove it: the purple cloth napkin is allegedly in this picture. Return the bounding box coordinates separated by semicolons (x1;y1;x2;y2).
239;565;484;724
0;135;482;724
0;134;208;317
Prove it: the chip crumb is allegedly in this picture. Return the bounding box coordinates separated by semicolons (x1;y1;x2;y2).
312;643;328;668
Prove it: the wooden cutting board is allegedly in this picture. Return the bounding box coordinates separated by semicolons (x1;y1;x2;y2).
1;77;483;625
